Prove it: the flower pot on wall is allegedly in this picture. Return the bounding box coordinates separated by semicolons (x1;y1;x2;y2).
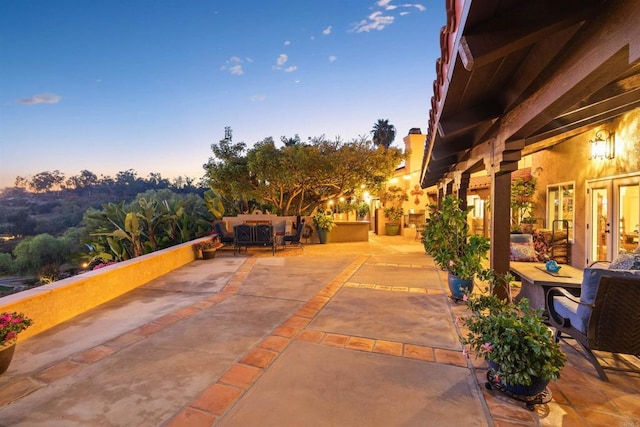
0;339;17;375
447;272;474;300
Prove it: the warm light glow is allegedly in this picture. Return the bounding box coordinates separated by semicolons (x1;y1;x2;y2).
403;174;411;180
339;197;345;202
328;200;334;205
589;130;615;160
389;178;398;183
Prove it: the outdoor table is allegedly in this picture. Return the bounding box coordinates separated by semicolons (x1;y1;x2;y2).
509;262;583;311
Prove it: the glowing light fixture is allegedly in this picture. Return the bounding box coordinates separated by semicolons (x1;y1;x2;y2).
589;130;614;160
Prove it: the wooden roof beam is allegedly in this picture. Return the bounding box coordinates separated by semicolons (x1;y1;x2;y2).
437;101;502;139
458;0;597;71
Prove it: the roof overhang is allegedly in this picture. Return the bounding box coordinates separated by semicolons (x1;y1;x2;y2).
421;0;640;189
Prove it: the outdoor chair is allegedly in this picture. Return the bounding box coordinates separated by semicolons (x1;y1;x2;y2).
213;222;234;245
233;223;276;255
282;220;305;249
546;268;640;381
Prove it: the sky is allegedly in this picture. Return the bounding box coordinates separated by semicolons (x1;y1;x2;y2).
0;0;445;189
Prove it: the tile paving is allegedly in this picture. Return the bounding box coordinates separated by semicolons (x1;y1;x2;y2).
0;235;638;426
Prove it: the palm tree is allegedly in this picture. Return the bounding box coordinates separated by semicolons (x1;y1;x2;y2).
372;119;396;148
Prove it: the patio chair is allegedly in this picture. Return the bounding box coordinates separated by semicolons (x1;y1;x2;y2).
213;221;234;245
546;268;640;381
282;219;305;249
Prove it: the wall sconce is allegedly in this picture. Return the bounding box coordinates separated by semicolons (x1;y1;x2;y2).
589;130;615;160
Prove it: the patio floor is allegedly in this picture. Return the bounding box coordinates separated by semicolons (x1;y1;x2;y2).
0;234;638;426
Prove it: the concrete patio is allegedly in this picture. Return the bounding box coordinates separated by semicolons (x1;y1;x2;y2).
0;235;638;426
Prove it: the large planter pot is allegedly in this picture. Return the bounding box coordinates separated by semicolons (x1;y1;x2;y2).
447;272;474;300
0;339;17;375
317;229;329;244
385;223;401;236
202;249;217;260
487;361;549;396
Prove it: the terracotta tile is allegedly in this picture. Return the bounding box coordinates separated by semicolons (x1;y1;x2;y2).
154;313;183;325
346;337;375;352
295;307;318;318
240;348;278;369
309;296;330;305
558;384;617;410
258;336;291;352
282;316;309;329
219;364;262;388
166;407;217;427
374;285;393;291
104;332;144;350
0;377;43;407
72;345;116;364
359;284;375;289
191;383;243;415
343;282;359;288
35;361;83;383
409;287;427;293
577;407;637;426
173;306;201;317
272;326;300;338
403;344;434;362
131;323;166;337
434;348;467;367
373;340;403;356
322;334;349;348
193;300;214;310
297;330;324;343
303;301;325;311
610;393;640;416
205;294;227;304
427;289;444;294
391;286;409;292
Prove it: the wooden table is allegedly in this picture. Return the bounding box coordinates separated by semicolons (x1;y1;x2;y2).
509;262;583;310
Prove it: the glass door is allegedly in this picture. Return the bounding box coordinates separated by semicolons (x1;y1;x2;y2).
615;178;640;253
586;182;612;264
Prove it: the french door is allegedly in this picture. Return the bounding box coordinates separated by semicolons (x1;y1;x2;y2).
586;175;640;264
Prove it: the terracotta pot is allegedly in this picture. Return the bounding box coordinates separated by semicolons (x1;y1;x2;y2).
202;249;217;260
0;339;17;375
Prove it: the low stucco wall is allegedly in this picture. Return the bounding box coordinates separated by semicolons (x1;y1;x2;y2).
0;237;210;341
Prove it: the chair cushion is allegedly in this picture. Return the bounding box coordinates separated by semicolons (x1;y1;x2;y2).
552;295;586;333
609;251;640;270
510;242;537;262
576;267;640;325
510;233;533;244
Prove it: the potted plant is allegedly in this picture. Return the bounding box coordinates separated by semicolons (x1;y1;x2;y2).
194;238;224;259
382;185;408;236
459;278;567;397
355;201;370;221
0;311;33;375
511;177;537;233
422;195;490;299
312;211;336;244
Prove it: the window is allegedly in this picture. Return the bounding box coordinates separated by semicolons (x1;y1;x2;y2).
547;182;574;242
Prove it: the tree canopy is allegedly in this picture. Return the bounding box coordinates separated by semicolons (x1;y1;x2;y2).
204;132;404;216
372;119;397;149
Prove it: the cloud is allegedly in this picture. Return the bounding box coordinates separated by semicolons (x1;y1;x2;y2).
250;94;266;102
405;3;426;12
322;25;332;35
284;40;291;46
276;54;288;66
221;56;247;75
17;93;61;105
273;53;297;72
328;55;337;63
353;11;394;32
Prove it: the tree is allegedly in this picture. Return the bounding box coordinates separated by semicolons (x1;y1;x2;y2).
13;234;70;277
372;119;397;149
30;170;65;193
208;133;404;216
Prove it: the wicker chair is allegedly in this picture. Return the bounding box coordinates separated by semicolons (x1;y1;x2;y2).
546;270;640;381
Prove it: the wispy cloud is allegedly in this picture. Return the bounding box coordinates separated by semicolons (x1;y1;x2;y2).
284;40;291;46
353;1;425;33
328;55;337;63
353;11;394;32
17;93;61;105
322;25;332;35
221;56;250;76
273;53;297;72
251;94;266;102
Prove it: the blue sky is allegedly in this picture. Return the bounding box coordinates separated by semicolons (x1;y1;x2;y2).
0;0;445;189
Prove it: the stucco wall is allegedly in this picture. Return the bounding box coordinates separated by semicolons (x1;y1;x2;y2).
531;108;640;268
